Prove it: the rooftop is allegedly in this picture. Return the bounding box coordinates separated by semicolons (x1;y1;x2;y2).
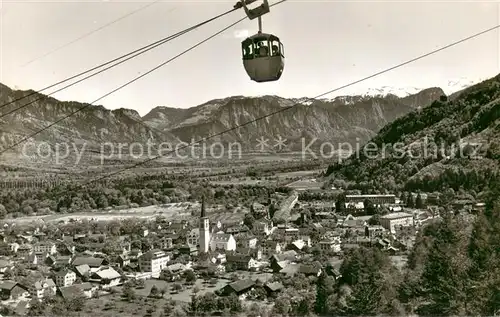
381;212;413;219
346;194;396;198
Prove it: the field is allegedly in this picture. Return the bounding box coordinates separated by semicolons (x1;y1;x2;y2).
2;203;198;224
79;272;275;317
286;179;324;191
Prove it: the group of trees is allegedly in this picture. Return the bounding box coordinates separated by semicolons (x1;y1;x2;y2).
324;77;500;198
400;192;425;209
27;294;86;316
0;175;292;218
188;292;242;316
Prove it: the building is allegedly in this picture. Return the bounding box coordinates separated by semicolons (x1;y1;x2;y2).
199;197;210;253
365;225;386;238
380;212;414;233
318;238;341;253
238;235;258;249
34;241;57;255
275;225;300;241
0;281;30;301
345;194;396;205
187;229;200;246
159;237;173;250
261;240;282;255
17;244;33;258
139;250;170;278
90;267;122;288
55;270;77;287
210;233;237;252
226;254;258;270
71;256;106;268
59;283;97;300
32;279;57;299
253;219;273;235
220;279;255;296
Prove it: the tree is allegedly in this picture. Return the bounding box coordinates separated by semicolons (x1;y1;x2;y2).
123;284;136;301
172;283;182;293
192;285;200;294
243;213;255;230
331;247;401;315
67;296;85;311
184;270;196;284
363;199;376;215
315;272;335;314
0;204;6;218
415;193;424;209
335;193;346;214
27;299;45;316
368;214;381;225
465;198;500;315
149;285;160;298
273;296;291;316
417;215;470;315
135;278;146;289
407;193;415;208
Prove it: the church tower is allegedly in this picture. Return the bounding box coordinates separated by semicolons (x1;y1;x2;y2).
199;196;210;253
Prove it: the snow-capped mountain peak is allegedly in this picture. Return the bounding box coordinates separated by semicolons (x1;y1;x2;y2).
445;77;484;95
362;86;423;98
290;97;314;106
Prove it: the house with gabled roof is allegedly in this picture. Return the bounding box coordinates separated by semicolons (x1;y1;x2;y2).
236;233;258;249
58;282;97;300
226;254;258;271
71;256;106;268
298;261;322;276
264;282;283;297
261;240;283;256
219;278;255;296
17;244;33;258
24;252;39;265
210;233;236;252
0;281;29;301
31;278;56;299
74;264;91;278
235;247;262;260
55;270;77;287
139;249;170;278
90;266;122;288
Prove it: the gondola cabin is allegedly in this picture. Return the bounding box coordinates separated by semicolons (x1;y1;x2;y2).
242;33;284;83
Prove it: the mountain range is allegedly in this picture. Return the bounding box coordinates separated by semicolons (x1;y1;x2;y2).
0;81;450;162
325;73;500;195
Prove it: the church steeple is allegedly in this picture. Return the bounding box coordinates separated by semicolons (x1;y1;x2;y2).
201;195;206;218
199;195;210;253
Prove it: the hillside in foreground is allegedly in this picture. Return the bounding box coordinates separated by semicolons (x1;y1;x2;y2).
325;73;500;196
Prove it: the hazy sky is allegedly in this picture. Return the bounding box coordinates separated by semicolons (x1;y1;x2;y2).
1;0;499;116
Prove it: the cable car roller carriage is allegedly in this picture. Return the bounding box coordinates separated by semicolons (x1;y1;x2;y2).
235;0;284;82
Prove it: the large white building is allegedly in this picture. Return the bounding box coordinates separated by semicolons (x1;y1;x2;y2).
139;250;170;278
346;194;396;205
210;233;237;252
34;242;57;255
380;212;414;233
55;270;77;287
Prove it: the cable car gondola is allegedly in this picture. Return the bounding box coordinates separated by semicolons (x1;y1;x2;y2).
237;0;284;83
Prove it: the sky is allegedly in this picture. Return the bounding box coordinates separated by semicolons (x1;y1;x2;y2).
1;0;499;116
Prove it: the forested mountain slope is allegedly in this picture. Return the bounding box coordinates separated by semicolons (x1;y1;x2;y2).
326;73;500;195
